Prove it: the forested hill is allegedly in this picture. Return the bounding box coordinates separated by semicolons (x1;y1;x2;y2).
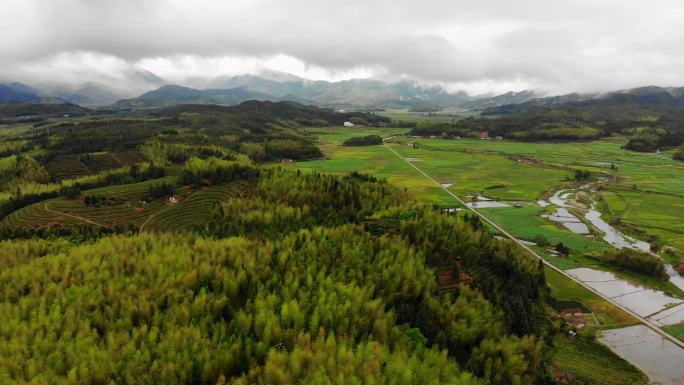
0;102;90;119
410;101;684;151
0;165;552;384
158;100;390;126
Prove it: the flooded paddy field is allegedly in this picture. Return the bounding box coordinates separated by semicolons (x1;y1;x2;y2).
600;325;684;385
566;267;683;320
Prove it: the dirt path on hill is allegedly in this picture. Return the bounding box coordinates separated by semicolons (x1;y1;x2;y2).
43;202;106;227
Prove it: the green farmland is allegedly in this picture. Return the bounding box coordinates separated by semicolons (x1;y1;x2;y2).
295;128;684;263
550;335;648;385
292;126;684;311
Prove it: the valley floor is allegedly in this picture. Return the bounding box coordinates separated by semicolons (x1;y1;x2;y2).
291;127;684;384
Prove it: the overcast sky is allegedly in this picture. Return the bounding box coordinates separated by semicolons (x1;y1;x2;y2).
3;0;684;95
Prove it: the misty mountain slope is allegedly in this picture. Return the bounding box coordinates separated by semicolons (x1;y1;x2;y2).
117;76;480;109
33;82;128;105
460;90;542;108
0;82;44;102
114;84;273;108
485;86;684;115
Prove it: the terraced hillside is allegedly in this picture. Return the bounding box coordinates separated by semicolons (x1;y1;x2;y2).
3;177;176;229
46;150;147;181
45;155;91;180
2;177;249;233
2;201;84;229
82;153;124;174
143;183;248;232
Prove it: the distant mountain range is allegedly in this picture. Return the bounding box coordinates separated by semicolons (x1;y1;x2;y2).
4;70;684;112
114;85;273;109
0;69;163;106
485;86;684;114
0;81;128;105
0;70;540;109
115;77;484;109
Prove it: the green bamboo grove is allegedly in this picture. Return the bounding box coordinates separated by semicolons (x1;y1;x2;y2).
0;166;552;384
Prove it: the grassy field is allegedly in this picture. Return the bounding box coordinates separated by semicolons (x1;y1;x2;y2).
550;335;648;385
297;128;684;268
663;323;684;343
599;186;684;258
298;127;456;204
410;136;684;195
479;206;610;256
388;141;571;200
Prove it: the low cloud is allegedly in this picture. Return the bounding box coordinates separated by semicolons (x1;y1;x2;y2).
3;0;684;95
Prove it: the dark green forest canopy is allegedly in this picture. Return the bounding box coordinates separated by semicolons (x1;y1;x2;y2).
0;166;551;385
408;104;684;149
342;134;384;146
0;101;383;220
0;101;562;384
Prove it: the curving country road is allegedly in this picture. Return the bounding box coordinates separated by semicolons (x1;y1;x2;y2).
382;139;684;350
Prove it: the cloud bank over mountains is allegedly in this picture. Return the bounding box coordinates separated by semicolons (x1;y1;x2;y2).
3;0;684;95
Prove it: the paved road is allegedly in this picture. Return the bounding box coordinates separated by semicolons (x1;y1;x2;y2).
383;140;684;350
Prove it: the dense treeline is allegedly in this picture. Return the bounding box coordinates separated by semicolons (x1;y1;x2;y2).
342;134;384;146
409;116;603;142
0;228;548;385
206;169;410;239
178;157;260;187
140;141;235;166
0;166;554;384
599;248;667;280
34;118;180;163
0;154;49;189
409;105;684;148
239;139;322;162
674;144;684;161
399;211;547;336
0;222;139;242
0;101;343;227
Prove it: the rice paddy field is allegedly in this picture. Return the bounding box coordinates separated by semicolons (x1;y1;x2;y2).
550;335;648;385
291;126;684;324
296;127;684;261
479;206;610;255
299;127;456;205
599;186;684;253
545;267;637;327
663;323;684;343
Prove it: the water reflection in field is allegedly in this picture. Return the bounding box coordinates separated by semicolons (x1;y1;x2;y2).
600;325;684;385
